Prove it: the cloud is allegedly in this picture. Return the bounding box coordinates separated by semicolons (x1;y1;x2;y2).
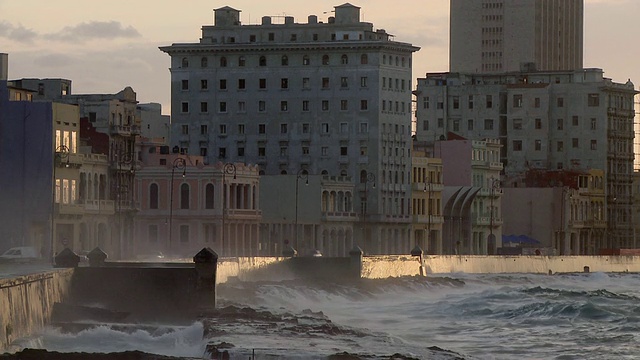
32;53;76;68
0;20;37;43
46;21;141;42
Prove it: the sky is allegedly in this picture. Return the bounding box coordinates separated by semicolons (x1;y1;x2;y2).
1;0;638;115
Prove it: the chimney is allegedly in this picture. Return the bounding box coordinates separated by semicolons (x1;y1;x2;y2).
0;53;8;81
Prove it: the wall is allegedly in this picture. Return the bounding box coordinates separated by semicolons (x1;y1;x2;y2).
0;269;73;351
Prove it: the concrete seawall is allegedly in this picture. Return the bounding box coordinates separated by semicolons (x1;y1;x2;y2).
0;269;73;351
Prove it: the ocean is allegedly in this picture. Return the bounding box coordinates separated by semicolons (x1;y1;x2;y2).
11;272;640;359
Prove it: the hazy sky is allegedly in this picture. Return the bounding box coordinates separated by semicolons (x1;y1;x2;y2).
1;0;637;114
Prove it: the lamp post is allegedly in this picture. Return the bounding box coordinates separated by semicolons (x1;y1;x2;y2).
488;177;500;255
51;144;70;264
222;163;236;256
362;172;376;254
168;158;186;252
295;169;309;252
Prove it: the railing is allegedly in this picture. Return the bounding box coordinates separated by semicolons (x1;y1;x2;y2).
83;199;115;214
322;211;358;221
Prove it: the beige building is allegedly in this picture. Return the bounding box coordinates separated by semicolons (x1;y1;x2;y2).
160;4;419;255
450;0;583;73
411;153;444;254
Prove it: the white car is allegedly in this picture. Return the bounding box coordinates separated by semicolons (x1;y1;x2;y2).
0;246;39;262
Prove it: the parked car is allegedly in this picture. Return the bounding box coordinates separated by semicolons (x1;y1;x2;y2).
0;246;39;262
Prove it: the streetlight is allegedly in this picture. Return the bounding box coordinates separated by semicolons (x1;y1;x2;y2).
51;144;70;264
295;169;309;252
168;158;186;252
362;172;376;254
222;163;236;256
488;177;500;255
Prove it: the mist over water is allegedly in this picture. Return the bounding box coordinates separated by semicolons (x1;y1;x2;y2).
13;272;640;359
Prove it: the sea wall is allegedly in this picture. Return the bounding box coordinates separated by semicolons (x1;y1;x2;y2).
363;255;640;277
0;269;73;351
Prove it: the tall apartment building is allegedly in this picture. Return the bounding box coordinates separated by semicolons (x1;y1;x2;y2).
160;4;420;254
415;69;637;249
450;0;583;73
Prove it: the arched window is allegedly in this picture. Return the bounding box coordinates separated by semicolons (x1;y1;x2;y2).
401;57;406;67
360;54;368;64
181;57;189;68
302;55;310;65
341;54;348;64
150;183;159;209
322;55;329;65
281;55;288;66
395;56;399;66
220;57;227;67
259;56;267;66
238;56;245;66
321;170;329;175
201;57;208;68
205;183;215;209
180;183;190;209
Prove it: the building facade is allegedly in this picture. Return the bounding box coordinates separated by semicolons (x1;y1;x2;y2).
450;0;583;73
160;4;419;254
411;153;444;254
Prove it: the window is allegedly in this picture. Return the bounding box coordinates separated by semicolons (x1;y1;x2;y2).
341;54;348;64
572;116;579;126
238;101;246;113
281;78;289;89
180;183;190;209
588;94;600;107
453;96;460;109
219;57;227;67
423;97;429;109
360;77;368;87
258;124;266;134
280;123;288;133
258;101;266;112
280;146;288;156
322;55;329;65
219;124;227;134
468;95;474;109
219;102;227;113
302;123;310;134
591;118;597;130
280;101;288;111
259;56;266;66
258;147;266;156
557;97;564;107
453;120;460;131
238;124;245;134
535;140;541;151
340;122;348;133
438;118;443;128
201;57;208;68
382;100;386;111
238;56;245;66
341;77;348;88
359;123;368;133
218;147;226;158
591;140;597;150
572;138;579;148
340;146;348;156
200;148;207;157
557;141;564;152
303;78;310;89
303;55;310;65
513;119;522;130
181;124;189;134
149;183;159;209
321;123;329;133
302;100;310;111
322;100;329;111
557;118;563;130
250;35;256;42
268;33;274;41
340;100;348;111
534;97;541;108
200;79;208;90
181;102;189;113
219;79;227;90
205;183;214;209
321;147;328;156
361;54;368;64
513;94;523;108
259;78;266;89
200;125;208;134
181;57;189;68
200;102;208;113
322;77;330;88
513;140;522;151
302;146;309;155
238;79;246;89
437;102;443;109
360;100;368;110
181;80;189;90
281;55;288;66
535;118;542;129
468;119;474;130
486;95;492;108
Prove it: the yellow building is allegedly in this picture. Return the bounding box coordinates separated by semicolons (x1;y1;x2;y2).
411;152;444;254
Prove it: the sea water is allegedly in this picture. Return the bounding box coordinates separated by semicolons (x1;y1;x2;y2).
12;272;640;359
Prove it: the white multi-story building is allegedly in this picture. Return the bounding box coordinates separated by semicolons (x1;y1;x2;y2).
415;69;637;249
160;4;420;254
450;0;583;73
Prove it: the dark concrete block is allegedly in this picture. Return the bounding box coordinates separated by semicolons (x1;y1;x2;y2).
54;248;80;268
87;247;107;267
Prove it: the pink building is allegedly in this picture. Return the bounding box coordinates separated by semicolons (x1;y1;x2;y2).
134;145;261;258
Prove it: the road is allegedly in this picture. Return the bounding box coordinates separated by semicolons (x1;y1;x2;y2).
0;261;55;279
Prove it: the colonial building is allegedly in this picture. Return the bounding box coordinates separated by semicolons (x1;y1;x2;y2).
160;4;420;254
450;0;583;73
410;152;444;254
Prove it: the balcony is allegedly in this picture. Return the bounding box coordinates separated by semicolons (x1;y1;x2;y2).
226;208;262;220
110;124;140;136
322;211;358;222
55;203;84;216
83;199;115;215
